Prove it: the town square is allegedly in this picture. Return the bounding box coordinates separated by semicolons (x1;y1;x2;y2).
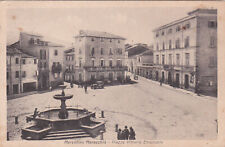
6;6;217;140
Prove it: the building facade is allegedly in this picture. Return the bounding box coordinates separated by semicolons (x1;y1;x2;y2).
64;48;75;82
125;44;150;75
73;30;126;83
7;46;38;96
136;48;154;79
18;32;64;90
153;9;217;95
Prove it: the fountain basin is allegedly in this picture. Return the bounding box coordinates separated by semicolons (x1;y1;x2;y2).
53;94;73;100
21;126;51;140
81;120;105;138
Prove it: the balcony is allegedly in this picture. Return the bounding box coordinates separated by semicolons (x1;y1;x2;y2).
83;66;127;72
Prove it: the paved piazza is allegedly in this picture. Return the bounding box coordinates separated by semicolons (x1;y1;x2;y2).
7;76;217;140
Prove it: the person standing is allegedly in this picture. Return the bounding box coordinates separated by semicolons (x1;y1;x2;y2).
84;84;87;94
129;127;136;140
123;126;129;140
70;82;73;88
160;79;163;86
117;129;122;140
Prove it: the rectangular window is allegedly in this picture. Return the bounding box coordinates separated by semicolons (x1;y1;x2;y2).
210;36;216;48
101;48;104;55
43;50;46;59
156;55;159;64
109;60;113;67
208;21;217;28
176;54;180;65
185;36;190;48
15;58;19;64
116;60;121;67
44;62;47;68
175;39;180;49
168;28;172;34
79;60;82;67
109;48;113;55
7;72;9;80
22;59;26;64
72;55;74;61
209;56;216;67
91;48;95;56
169;40;172;49
15;71;19;78
92;60;94;67
156;44;159;50
22;71;26;78
169;54;172;65
185;53;190;66
162;42;165;50
54;50;58;56
100;60;104;67
176;26;181;32
162;55;165;65
34;59;37;64
39;62;42;68
186;23;190;29
40;50;42;59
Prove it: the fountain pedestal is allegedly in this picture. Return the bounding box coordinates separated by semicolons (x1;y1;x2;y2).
54;94;73;119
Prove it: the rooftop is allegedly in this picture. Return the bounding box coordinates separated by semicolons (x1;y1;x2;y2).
20;31;43;38
64;48;75;54
126;44;150;57
7;45;36;58
75;30;126;40
153;8;217;32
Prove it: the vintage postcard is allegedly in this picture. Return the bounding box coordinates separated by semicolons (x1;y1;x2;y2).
0;1;225;147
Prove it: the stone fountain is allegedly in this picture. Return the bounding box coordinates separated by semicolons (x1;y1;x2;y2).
21;85;105;140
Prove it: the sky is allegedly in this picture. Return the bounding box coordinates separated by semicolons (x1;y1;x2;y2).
7;6;194;47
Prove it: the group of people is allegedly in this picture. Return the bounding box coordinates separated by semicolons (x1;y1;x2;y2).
117;126;136;140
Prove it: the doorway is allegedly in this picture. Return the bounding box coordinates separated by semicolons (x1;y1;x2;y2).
162;71;165;82
176;73;180;87
185;74;189;89
13;84;19;94
168;72;172;85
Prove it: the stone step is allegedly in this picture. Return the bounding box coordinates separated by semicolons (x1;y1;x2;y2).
43;134;91;140
48;129;84;135
45;131;88;138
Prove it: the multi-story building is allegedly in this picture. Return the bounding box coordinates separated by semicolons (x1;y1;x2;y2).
7;46;38;96
64;47;75;82
136;48;154;79
73;30;126;83
125;44;150;75
153;9;217;95
15;32;64;90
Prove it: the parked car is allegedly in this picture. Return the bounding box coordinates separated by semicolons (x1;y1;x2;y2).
134;75;138;80
91;81;104;89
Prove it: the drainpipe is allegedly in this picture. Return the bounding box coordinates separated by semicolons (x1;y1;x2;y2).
9;55;12;95
19;56;22;93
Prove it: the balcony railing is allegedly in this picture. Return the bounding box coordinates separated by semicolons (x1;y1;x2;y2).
83;66;127;72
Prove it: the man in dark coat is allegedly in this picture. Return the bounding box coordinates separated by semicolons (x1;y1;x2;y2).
123;126;129;140
129;127;136;140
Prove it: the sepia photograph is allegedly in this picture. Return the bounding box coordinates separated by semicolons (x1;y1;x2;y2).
2;1;222;144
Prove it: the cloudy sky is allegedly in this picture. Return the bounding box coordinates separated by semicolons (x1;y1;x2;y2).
7;6;194;47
